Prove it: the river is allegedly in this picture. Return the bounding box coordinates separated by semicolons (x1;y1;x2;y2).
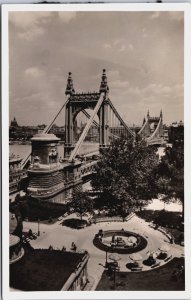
9;142;99;159
10;143;166;160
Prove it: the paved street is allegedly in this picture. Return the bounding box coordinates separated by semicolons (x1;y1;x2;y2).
23;214;184;290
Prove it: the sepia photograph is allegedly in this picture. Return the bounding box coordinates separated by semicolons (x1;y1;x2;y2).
2;3;191;299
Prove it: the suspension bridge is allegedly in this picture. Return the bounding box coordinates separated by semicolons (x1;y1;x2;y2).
21;70;165;203
138;110;165;146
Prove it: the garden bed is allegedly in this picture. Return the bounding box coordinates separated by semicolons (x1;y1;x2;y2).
62;218;88;229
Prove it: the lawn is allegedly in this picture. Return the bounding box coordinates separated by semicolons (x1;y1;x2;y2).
96;257;185;291
10;248;86;291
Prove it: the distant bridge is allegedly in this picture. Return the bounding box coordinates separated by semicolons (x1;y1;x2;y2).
138;110;165;146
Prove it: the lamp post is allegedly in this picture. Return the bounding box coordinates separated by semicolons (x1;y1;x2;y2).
109;253;121;290
105;250;108;267
38;218;40;236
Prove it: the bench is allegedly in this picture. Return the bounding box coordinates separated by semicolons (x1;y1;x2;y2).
151;262;161;268
164;255;172;262
131;267;143;272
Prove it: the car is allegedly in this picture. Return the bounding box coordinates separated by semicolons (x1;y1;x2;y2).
57;216;63;221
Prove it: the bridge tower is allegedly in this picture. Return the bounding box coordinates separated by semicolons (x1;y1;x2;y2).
64;69;110;158
138;110;165;145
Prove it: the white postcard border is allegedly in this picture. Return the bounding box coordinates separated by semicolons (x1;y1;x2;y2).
2;3;191;299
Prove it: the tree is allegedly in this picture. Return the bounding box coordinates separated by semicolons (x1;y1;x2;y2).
91;137;159;214
155;144;184;215
70;191;94;221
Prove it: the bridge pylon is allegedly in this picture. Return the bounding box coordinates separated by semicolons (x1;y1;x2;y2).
64;69;110;158
138;110;165;145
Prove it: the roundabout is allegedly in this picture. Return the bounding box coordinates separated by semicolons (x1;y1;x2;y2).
93;229;147;254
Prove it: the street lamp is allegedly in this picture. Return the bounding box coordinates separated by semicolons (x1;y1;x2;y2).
38;218;40;236
105;250;108;267
109;253;121;290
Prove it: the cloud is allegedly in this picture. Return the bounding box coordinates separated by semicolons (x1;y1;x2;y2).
58;12;76;23
25;67;45;78
113;39;124;46
9;12;52;40
18;27;45;40
103;38;133;53
111;79;129;89
103;43;112;49
9;11;76;41
129;44;134;51
119;45;126;52
9;12;52;28
150;12;160;20
168;12;184;22
107;70;129;90
9;11;184;126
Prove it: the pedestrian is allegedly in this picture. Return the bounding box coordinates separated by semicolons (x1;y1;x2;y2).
73;243;77;252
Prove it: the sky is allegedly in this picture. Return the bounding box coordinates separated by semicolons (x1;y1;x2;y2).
9;10;184;126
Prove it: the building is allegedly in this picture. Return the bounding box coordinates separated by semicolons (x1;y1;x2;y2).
10;117;19;127
9;213;24;264
168;121;184;145
27;133;82;203
9;155;27;194
10;249;89;291
9;118;65;141
9;234;25;264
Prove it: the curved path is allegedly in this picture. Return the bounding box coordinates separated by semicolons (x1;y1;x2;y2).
23;214;184;290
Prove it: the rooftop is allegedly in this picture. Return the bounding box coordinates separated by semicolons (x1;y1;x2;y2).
31;133;60;142
10;234;20;247
10;249;87;291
